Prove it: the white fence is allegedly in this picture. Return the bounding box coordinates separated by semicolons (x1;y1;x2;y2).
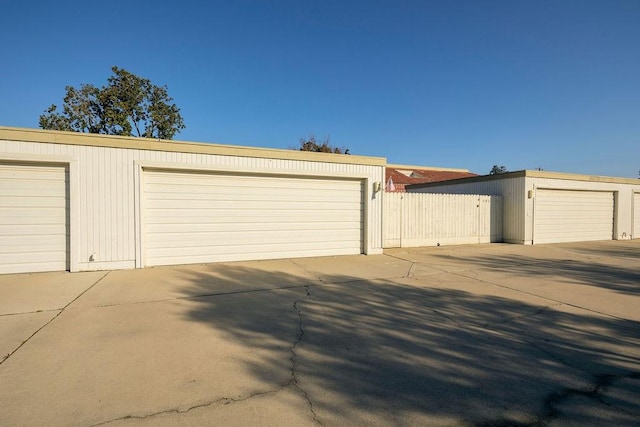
383;193;503;248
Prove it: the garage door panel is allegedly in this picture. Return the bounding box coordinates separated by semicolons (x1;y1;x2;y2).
147;240;361;261
534;189;613;244
145;221;361;234
146;189;361;203
147;228;363;247
146;209;361;223
0;196;67;208
144;169;364;266
0;235;67;252
144;198;362;211
0;208;68;224
0;162;69;274
146;172;359;190
0;224;66;236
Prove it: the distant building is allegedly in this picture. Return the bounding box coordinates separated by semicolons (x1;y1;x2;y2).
385;164;477;192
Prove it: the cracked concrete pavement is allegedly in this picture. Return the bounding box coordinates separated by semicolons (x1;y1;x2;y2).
0;240;639;426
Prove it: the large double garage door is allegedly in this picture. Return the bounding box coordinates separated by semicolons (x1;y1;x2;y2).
0;162;69;274
143;169;364;266
534;189;614;244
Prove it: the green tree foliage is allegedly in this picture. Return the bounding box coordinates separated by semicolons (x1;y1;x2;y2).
39;67;185;140
489;164;508;175
298;135;350;154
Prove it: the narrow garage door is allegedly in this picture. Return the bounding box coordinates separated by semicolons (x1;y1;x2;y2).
0;162;69;274
634;193;640;239
143;169;364;266
534;189;614;244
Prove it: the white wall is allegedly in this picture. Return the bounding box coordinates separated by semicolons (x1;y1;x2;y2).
1;136;384;272
407;172;640;245
525;177;640;242
383;192;502;248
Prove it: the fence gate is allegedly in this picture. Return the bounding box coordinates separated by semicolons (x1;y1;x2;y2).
383;193;502;248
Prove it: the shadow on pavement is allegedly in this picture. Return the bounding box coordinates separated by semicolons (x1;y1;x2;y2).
176;262;640;426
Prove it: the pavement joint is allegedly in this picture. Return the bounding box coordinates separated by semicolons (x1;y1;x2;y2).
0;271;110;366
0;308;62;318
449;269;631;321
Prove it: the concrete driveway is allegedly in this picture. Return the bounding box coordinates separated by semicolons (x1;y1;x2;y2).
1;240;639;426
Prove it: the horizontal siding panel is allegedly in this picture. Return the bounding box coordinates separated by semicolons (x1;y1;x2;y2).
144;169;364;266
0;224;66;236
145;211;360;223
534;189;613;244
145;188;361;202
0;163;69;273
146;221;360;233
144;199;362;211
147;229;363;248
147;240;360;260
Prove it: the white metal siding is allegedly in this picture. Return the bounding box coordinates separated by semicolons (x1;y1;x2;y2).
383;192;502;248
143;169;364;266
0;163;69;273
1;139;384;272
534;189;614;244
634;193;640;239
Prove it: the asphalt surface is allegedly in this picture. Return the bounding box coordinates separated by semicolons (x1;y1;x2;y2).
1;240;639;426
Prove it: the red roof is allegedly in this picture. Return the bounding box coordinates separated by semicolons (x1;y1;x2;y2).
385;167;477;192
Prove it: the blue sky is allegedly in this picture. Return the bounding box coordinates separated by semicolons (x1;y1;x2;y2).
2;1;639;177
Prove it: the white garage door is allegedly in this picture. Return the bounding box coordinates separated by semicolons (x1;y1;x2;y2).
534;189;614;244
634;193;640;239
143;169;364;266
0;162;69;274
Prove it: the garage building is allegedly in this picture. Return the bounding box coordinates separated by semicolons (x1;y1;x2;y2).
407;170;640;245
0;127;385;274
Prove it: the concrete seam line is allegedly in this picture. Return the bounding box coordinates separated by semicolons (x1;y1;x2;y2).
0;271;111;366
449;270;632;322
0;308;63;318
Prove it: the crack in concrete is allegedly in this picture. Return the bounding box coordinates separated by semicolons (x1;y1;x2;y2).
0;271;110;366
92;284;323;426
289;285;323;425
538;371;640;425
405;261;415;278
91;284;309;308
90;388;283;426
473;372;640;427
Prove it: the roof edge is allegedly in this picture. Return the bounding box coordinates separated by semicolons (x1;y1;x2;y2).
386;163;470;172
407;169;640;189
0;126;386;167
